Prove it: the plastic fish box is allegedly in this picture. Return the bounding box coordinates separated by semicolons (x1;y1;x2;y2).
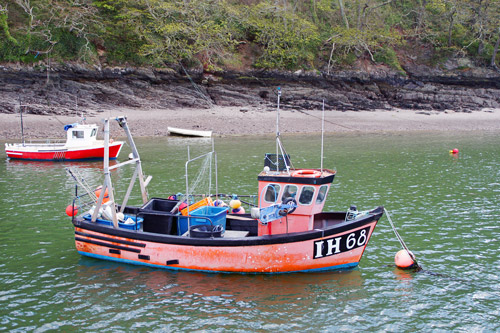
141;198;179;212
180;197;214;216
178;206;228;236
83;214;143;230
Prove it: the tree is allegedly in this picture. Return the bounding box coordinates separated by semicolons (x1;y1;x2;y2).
12;0;100;61
492;27;500;69
0;4;18;45
243;1;321;69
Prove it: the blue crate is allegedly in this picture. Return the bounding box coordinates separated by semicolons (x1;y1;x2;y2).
178;206;228;236
83;213;143;230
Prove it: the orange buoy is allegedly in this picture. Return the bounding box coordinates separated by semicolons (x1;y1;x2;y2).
65;204;78;216
395;249;416;269
94;186;109;203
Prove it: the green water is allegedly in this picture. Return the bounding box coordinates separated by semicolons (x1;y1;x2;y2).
1;131;500;331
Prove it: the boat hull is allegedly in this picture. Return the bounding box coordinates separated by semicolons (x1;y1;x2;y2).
72;209;381;274
5;142;123;161
167;127;212;137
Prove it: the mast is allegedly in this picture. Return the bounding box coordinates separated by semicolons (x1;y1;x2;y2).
90;117;152;227
321;99;325;173
276;87;281;172
274;87;292;173
19;97;25;147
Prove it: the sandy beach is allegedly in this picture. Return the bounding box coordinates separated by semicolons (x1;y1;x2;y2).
1;106;499;140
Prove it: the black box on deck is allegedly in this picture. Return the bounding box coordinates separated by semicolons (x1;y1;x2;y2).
140;198;179;235
141;198;178;212
140;212;177;235
226;214;258;236
116;205;140;215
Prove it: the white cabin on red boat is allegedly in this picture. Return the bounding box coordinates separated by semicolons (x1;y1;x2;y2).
64;123;99;147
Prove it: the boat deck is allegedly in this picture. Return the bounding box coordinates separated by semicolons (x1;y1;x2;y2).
78;203;349;239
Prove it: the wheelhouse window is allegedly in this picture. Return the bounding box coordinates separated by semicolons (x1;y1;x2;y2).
281;184;298;201
72;130;84;139
264;184;281;203
298;186;315;205
316;185;329;204
91;128;97;137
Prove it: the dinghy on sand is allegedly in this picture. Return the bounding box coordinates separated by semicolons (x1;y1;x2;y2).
167;127;212;137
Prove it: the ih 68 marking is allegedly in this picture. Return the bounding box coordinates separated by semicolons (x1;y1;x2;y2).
313;226;370;259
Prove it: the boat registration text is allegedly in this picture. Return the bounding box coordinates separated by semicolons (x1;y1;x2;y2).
313;226;370;259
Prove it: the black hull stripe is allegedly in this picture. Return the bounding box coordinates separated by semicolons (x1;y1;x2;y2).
73;207;383;247
75;236;142;253
75;230;146;248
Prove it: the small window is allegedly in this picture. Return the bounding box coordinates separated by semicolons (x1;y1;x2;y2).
91;128;97;137
298;186;315;205
316;185;329;204
264;184;281;203
282;184;298;201
72;131;84;139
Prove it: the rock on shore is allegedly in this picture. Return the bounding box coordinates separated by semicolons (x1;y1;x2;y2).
1;62;499;117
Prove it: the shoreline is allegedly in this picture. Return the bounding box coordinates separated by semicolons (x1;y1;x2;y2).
1;106;500;141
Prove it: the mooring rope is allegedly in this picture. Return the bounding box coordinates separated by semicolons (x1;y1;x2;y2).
384;208;420;268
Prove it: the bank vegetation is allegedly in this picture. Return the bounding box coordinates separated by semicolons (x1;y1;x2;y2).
1;0;499;73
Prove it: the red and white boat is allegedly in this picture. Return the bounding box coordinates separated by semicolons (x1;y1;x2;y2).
5;122;124;161
67;104;383;274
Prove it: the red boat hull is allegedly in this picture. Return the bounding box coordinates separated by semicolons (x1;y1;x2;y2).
72;212;381;274
5;142;123;161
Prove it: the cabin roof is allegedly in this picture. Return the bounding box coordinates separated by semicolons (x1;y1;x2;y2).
257;169;336;185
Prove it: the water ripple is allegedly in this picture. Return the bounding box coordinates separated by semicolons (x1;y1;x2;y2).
1;133;500;331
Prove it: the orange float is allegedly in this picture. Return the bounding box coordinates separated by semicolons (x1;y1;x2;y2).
94;186;109;203
65;204;78;216
291;169;322;178
395;249;416;269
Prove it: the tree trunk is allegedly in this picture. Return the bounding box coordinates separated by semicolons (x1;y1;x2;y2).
338;0;349;29
447;8;456;47
491;27;500;70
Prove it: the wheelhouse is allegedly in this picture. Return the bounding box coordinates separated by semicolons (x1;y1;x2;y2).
257;168;336;236
65;124;99;147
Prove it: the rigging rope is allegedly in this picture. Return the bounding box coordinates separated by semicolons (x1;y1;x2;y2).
180;64;213;108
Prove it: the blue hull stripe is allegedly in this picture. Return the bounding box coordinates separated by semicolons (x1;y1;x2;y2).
78;251;359;274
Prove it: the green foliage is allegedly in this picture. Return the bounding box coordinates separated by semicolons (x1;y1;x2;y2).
326;26;403;63
374;46;404;72
52;29;85;59
0;12;18;45
429;46;456;66
244;2;321;69
0;0;499;71
468;41;496;65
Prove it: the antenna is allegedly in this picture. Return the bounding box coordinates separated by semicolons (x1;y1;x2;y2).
276;87;281;172
18;96;25;147
274;87;292;173
321;99;325;173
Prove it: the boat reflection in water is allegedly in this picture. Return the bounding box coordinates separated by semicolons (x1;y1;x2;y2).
6;158;118;171
76;255;364;301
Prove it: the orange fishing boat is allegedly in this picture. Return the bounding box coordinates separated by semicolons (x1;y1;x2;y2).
68;94;383;274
